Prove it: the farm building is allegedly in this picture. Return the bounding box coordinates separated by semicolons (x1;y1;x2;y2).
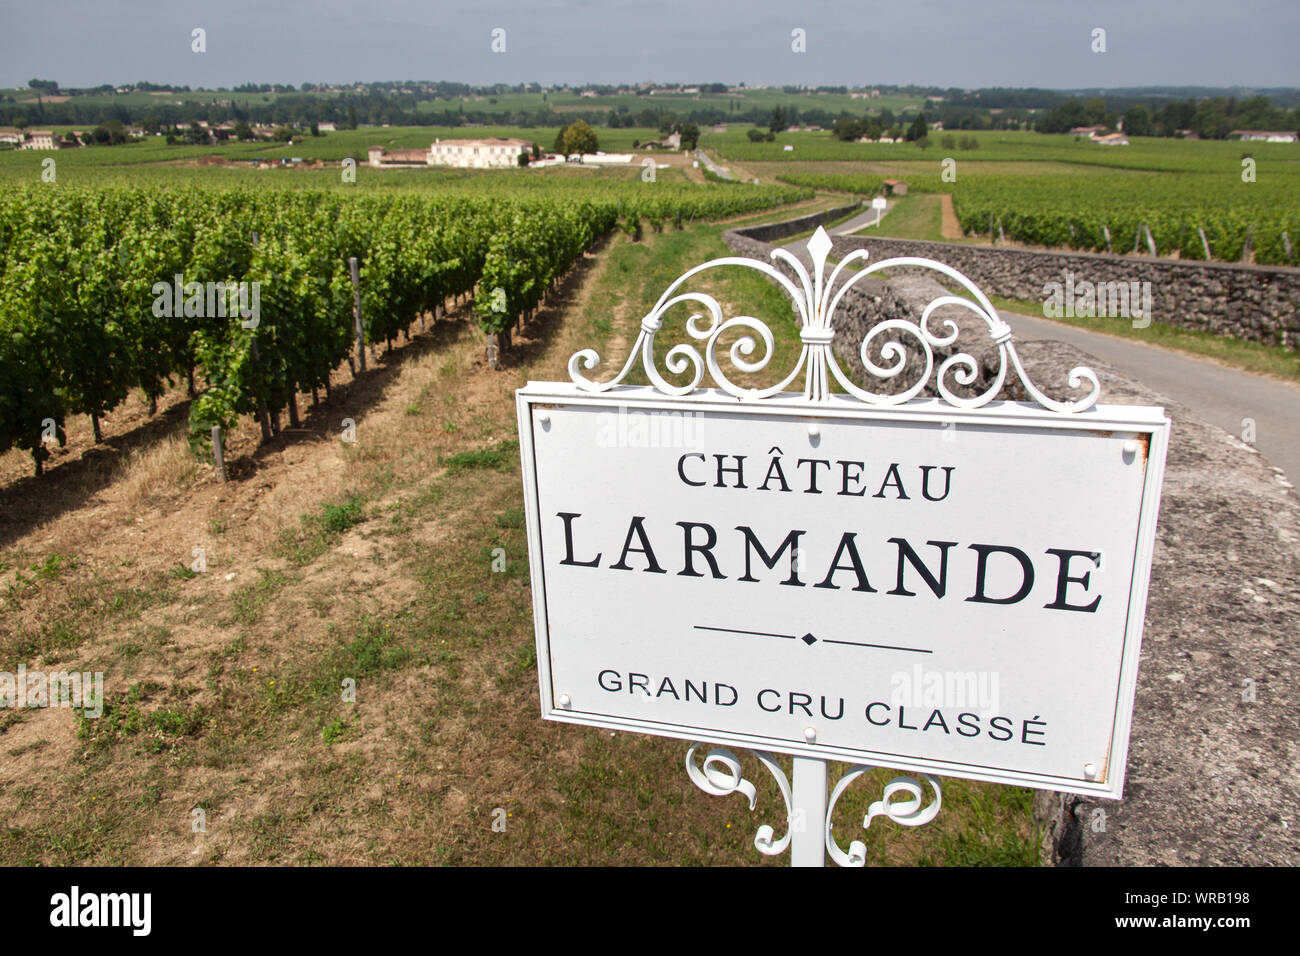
639;132;682;150
1231;130;1298;142
367;146;432;168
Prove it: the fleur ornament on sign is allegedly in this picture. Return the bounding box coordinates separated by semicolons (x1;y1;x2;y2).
569;226;1099;412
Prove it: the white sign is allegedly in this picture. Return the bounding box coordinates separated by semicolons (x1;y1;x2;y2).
517;387;1169;799
871;197;887;227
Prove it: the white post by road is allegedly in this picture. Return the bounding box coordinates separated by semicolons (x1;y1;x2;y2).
791;756;828;866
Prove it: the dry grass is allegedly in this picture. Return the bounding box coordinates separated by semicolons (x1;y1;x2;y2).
115;434;203;511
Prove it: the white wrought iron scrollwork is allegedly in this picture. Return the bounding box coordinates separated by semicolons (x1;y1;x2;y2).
685;743;793;856
687;745;943;865
569;226;1099;412
824;766;943;867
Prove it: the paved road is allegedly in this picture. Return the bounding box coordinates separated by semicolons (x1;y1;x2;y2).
782;202;893;257
694;149;733;181
999;310;1300;482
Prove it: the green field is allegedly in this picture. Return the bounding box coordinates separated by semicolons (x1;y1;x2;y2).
699;127;1300;264
0;126;665;181
6;119;1298;264
704;126;1300;171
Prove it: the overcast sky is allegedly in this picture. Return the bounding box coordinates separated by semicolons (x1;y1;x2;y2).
1;0;1296;91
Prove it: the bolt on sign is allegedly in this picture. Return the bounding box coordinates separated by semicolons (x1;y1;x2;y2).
516;229;1169;800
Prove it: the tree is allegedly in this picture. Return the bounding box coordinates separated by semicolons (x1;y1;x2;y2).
770;106;789;133
1194;98;1231;140
832;116;865;141
906;113;928;142
1122;104;1152;137
557;120;598;160
1035;99;1092;133
676;122;700;150
92;119;127;145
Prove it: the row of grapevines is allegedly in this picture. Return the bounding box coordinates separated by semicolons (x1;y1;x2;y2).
0;180;808;472
475;201;617;341
774;173;885;195
0;188;503;468
952;175;1300;264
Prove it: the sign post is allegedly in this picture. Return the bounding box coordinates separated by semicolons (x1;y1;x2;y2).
871;196;887;227
516;228;1169;866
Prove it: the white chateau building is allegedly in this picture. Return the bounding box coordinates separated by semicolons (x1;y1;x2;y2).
367;137;533;169
19;130;57;150
428;137;531;168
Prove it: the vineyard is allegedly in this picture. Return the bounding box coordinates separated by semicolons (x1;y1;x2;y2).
773;171;885;195
0;180;809;474
703;126;1300;172
703;126;1300;265
949;175;1300;264
776;166;1299;265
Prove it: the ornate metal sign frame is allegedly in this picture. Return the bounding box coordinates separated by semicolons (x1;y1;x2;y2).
567;227;1100;412
516;228;1170;866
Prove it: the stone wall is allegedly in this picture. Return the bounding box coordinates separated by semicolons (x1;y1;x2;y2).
820;234;1300;349
731;202;863;243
